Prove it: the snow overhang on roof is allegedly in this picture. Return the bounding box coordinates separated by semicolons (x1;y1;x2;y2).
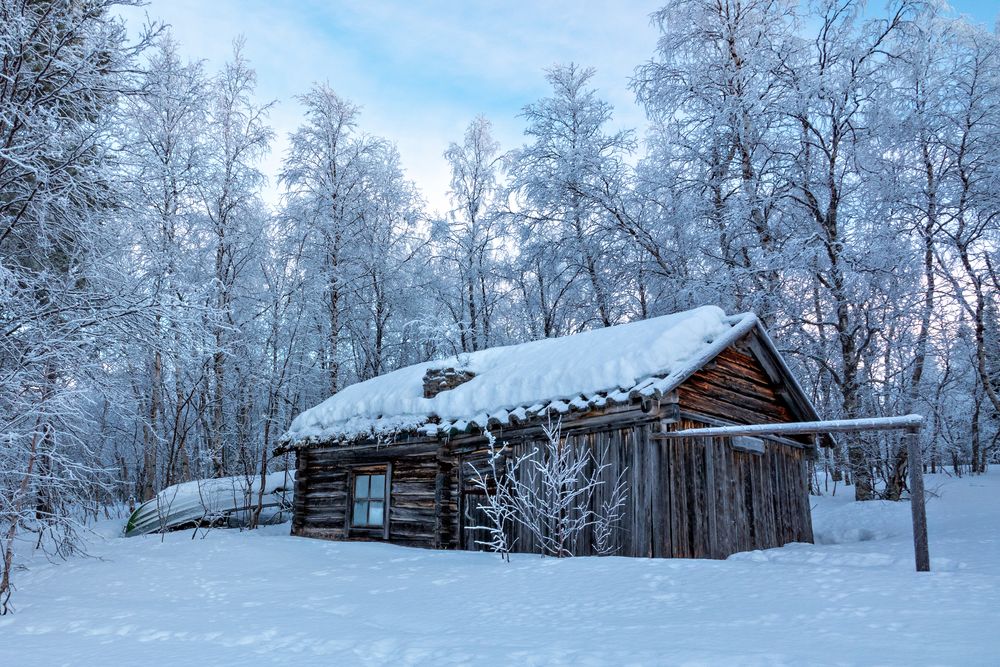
281;306;765;448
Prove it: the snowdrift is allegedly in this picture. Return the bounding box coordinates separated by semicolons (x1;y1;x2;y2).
124;470;295;537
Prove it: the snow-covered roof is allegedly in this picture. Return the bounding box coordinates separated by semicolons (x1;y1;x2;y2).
283;306;761;446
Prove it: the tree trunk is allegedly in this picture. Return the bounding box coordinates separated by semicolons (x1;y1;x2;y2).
1;425;43;614
141;348;163;501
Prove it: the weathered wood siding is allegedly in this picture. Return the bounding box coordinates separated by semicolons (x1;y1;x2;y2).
446;417;811;559
670;342;814;554
291;339;815;559
452;421;662;557
661;420;812;557
387;451;438;547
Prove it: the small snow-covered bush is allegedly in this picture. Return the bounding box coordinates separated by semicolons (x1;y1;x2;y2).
464;432;517;560
466;420;628;558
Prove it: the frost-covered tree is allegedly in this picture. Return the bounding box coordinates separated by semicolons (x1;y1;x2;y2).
281;85;431;400
930;20;1000;439
467;421;628;558
433;116;507;352
0;0;155;612
782;1;919;500
508;64;635;331
633;0;800;323
200;39;274;477
119;35;211;499
280;85;378;396
344;142;425;380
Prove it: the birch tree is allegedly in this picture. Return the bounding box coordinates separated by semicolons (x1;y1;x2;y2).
434;116;506;352
201;39;274;477
781;0;918;499
280;85;376;396
508;64;634;330
633;0;799;323
121;35;209;498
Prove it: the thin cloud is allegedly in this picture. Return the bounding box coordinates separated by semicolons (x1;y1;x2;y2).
118;1;663;212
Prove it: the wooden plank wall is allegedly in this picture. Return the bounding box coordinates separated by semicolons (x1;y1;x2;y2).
451;423;661;557
665;419;813;558
669;341;815;555
449;419;812;559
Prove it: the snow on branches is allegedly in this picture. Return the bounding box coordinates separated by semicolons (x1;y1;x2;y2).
465;420;628;559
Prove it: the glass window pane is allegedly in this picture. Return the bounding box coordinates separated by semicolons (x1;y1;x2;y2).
355;475;369;498
353;500;368;525
369;474;385;498
368;501;384;526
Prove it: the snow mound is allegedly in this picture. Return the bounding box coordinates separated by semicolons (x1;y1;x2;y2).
811;496;913;545
729;543;965;572
285;306;756;444
124;470;295;537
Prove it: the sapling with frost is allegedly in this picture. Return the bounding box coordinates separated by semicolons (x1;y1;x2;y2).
464;431;516;560
468;419;628;558
592;465;628;556
507;419;614;557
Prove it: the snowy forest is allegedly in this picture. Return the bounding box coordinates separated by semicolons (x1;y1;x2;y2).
2;0;999;606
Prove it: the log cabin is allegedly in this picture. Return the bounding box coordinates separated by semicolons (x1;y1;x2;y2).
278;306;824;559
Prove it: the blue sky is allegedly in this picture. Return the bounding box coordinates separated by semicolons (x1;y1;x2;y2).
119;1;999;213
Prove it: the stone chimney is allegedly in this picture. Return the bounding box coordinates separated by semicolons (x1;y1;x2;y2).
422;367;475;399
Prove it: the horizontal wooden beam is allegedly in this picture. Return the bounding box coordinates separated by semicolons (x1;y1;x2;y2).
678;412;811;449
653;414;924;439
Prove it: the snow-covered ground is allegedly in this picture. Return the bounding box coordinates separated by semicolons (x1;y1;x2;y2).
2;472;998;666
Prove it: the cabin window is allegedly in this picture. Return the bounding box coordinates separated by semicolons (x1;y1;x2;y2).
351;472;386;527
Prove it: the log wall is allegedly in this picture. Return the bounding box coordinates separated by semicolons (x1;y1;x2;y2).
292;439;441;547
678;346;795;426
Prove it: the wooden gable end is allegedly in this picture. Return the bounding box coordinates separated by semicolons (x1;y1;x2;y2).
675;328;814;437
677;345;791;425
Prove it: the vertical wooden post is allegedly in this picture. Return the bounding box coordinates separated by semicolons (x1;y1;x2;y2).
703;436;718;558
384;462;393;541
906;425;930;572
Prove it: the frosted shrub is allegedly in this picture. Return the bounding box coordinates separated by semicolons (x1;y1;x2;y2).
467;420;628;558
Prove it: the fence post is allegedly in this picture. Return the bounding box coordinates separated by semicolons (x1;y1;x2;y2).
906;424;930;572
